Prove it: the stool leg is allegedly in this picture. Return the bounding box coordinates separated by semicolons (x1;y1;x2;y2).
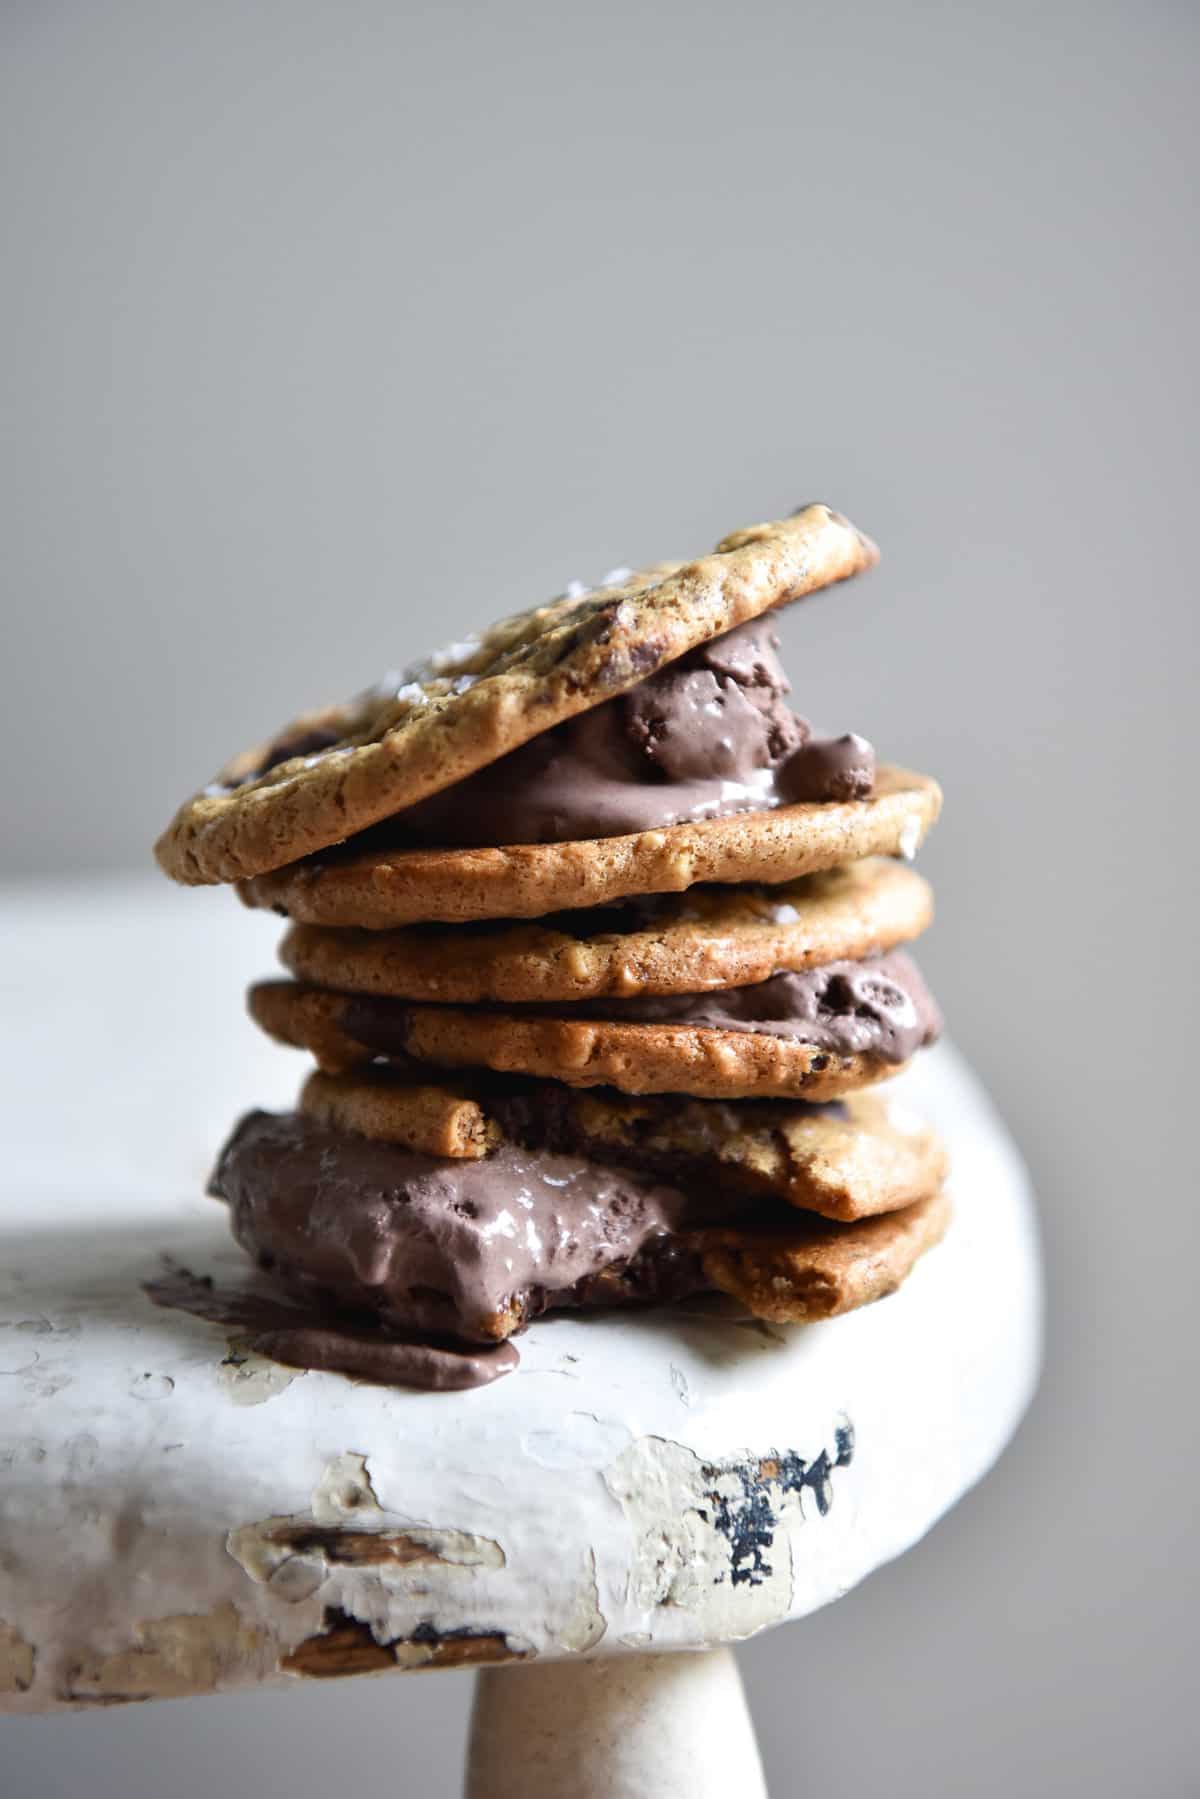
464;1646;768;1799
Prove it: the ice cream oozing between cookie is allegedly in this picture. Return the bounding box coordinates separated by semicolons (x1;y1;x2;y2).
559;951;940;1063
356;618;876;848
209;1112;711;1347
333;949;937;1068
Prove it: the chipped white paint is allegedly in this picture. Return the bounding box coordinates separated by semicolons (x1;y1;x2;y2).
0;879;1040;1712
216;1344;299;1407
62;1603;265;1705
311;1452;381;1521
226;1454;507;1621
608;1438;755;1618
557;1553;607;1654
600;1428;858;1644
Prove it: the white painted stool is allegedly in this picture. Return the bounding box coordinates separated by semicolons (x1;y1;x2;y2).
0;881;1041;1796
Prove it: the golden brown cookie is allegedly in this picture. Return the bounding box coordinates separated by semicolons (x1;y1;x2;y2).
544;1086;947;1222
249;978;924;1099
300;1066;949;1222
247;981;369;1076
388;1004;908;1102
156;503;877;886
298;1067;500;1159
693;1187;952;1323
277;858;931;1004
241;764;940;929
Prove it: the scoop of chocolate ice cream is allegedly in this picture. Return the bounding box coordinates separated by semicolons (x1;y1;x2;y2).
377;617;869;847
623;620;808;780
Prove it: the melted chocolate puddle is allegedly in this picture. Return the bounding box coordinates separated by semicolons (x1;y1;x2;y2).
143;1266;519;1391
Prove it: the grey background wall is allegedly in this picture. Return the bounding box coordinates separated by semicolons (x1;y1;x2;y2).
3;3;1197;1795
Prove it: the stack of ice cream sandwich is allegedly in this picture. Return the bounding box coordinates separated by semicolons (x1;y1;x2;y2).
154;502;949;1391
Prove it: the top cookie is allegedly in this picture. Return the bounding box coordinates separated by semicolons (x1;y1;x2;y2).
154;503;877;885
